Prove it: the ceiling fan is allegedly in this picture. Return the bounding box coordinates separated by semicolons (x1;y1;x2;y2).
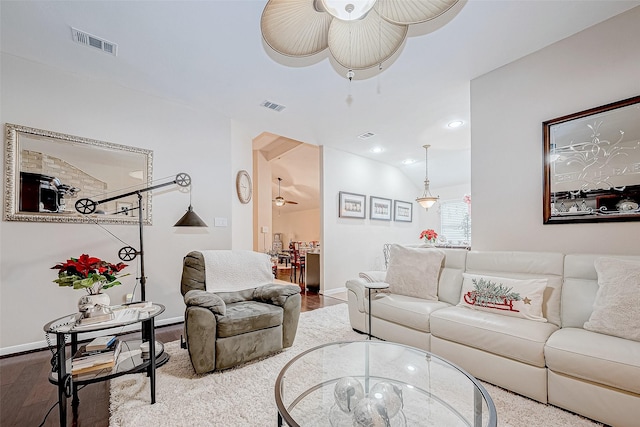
273;177;298;207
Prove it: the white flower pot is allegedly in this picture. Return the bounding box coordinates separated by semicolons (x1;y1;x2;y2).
78;292;110;312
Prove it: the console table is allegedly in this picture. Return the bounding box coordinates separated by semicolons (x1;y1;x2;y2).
43;303;168;427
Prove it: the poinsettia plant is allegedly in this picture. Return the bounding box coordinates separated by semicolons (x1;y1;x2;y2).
51;254;129;294
419;229;438;244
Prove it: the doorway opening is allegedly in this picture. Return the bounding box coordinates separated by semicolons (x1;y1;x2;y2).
252;132;321;291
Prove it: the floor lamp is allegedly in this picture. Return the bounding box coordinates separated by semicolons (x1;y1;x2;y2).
74;172;207;302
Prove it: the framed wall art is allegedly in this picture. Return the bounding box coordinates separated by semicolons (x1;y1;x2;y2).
370;196;392;221
339;191;366;219
394;200;413;222
543;95;640;224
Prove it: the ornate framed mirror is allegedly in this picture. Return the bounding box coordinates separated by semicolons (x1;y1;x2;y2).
543;96;640;224
4;123;153;224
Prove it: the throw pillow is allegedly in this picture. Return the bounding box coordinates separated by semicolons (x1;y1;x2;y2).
458;273;548;322
584;258;640;342
384;244;444;300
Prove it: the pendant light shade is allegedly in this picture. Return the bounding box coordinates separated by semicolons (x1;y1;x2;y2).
174;205;207;227
416;144;439;210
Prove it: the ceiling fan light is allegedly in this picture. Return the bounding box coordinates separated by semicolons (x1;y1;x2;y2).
275;196;286;207
321;0;375;21
261;0;460;75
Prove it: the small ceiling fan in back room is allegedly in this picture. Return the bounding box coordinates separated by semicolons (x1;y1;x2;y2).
273;177;298;207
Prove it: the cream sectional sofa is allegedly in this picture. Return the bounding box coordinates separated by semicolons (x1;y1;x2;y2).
346;248;640;427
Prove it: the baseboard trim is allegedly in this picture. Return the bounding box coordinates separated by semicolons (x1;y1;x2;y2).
322;287;347;296
0;315;184;358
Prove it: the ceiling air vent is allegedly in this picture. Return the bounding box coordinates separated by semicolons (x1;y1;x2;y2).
358;132;376;140
71;27;118;56
260;100;286;112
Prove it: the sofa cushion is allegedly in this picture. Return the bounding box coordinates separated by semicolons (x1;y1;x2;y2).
545;328;640;394
369;294;450;333
457;273;548;322
583;258;640;342
216;301;283;338
384;245;444;300
430;306;559;367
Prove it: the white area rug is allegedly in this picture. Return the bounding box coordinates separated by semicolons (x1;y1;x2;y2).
109;304;602;427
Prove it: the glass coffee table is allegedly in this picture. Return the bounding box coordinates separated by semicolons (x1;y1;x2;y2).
275;341;496;427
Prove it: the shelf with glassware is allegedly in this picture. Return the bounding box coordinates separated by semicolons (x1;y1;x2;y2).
43;302;168;427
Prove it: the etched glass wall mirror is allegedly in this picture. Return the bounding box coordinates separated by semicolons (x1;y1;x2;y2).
4;123;153;224
543;96;640;224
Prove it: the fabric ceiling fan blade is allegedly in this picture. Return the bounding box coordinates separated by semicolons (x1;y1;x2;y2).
261;0;332;57
328;9;407;70
375;0;459;25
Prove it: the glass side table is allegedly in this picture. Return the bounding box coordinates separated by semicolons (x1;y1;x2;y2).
43;303;168;427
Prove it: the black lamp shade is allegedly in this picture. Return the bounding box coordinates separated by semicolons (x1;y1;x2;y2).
174;205;207;227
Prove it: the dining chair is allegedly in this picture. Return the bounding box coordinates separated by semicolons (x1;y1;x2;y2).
290;243;305;283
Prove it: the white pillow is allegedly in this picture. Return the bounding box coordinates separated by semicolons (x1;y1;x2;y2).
384;244;444;300
584;258;640;342
458;273;548;322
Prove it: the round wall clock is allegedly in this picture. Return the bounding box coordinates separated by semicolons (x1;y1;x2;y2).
236;170;252;204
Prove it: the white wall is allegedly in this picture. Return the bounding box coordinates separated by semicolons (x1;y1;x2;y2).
0;54;234;353
471;7;640;254
231;120;254;250
272;208;320;246
321;146;426;293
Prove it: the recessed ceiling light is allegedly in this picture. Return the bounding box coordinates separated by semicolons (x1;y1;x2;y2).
402;159;416;165
370;147;383;153
448;120;464;128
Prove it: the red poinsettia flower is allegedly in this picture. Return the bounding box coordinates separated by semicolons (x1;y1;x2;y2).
419;229;438;242
51;254;129;294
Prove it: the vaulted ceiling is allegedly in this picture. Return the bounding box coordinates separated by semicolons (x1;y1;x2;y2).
2;0;637;202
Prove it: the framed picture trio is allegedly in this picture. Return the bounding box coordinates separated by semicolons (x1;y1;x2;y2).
339;192;413;222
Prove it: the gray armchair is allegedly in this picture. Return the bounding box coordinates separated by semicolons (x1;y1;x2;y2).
181;250;301;374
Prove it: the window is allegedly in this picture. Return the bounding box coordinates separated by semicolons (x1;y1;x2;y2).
440;199;471;245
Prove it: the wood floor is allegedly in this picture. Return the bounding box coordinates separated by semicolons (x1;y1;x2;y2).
0;274;344;427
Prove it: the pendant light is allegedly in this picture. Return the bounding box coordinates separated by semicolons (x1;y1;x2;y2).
416;144;439;210
274;177;286;207
175;184;207;227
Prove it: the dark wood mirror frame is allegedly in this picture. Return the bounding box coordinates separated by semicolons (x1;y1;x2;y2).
543;95;640;224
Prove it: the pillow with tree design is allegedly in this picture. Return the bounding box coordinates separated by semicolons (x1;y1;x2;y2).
457;273;548;322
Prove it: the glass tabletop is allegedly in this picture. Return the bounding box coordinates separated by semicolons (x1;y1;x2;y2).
44;302;165;334
275;341;496;427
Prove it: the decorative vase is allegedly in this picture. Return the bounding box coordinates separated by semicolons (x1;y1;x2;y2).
78;292;110;312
